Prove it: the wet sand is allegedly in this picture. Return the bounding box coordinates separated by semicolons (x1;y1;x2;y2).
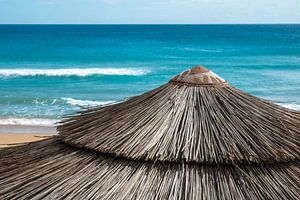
0;125;57;148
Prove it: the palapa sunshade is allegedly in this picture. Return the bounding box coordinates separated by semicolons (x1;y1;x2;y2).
0;66;300;200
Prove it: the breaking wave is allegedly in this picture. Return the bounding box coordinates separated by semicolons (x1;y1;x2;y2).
0;68;149;77
0;117;58;127
276;103;300;111
62;97;117;107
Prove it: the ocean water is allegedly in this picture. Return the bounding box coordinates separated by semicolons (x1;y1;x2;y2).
0;25;300;127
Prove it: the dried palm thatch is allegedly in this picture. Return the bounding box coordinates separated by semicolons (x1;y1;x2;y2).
0;66;299;199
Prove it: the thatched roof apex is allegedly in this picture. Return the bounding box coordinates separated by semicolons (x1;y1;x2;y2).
58;66;300;164
171;66;227;86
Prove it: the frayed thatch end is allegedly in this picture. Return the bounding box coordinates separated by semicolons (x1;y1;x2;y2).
58;82;300;164
0;138;299;200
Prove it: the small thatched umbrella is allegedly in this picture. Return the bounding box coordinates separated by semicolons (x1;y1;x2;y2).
0;66;299;199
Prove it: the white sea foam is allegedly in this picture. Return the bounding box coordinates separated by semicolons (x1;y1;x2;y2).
276;103;300;111
0;117;58;127
0;68;148;77
0;98;117;126
62;97;116;107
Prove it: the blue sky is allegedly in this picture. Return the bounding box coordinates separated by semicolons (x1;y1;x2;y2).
0;0;300;24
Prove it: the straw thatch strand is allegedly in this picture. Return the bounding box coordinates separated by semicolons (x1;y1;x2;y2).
1;66;300;199
0;138;299;200
58;82;300;164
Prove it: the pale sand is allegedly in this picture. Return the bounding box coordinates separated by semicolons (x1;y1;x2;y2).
0;125;57;148
0;133;54;148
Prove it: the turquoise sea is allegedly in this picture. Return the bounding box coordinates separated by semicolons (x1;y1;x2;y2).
0;25;300;126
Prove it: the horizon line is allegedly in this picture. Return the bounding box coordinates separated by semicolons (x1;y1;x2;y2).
0;23;300;25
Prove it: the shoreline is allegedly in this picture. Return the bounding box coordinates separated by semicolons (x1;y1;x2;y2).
0;125;57;148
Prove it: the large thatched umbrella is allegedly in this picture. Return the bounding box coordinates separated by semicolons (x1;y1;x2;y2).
0;66;299;199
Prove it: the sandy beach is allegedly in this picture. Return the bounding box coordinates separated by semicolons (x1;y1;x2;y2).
0;125;57;148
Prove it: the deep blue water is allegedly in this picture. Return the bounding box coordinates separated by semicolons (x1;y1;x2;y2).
0;25;300;126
